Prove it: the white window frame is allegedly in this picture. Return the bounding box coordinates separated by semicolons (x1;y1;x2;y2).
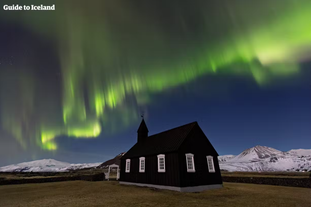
207;156;215;173
185;153;195;172
125;159;131;173
157;154;166;173
139;157;145;173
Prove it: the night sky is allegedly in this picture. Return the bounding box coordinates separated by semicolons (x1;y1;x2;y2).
0;0;310;166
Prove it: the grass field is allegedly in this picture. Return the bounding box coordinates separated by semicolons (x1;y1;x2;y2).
0;181;310;207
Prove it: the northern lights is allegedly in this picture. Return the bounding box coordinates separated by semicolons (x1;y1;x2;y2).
0;0;310;156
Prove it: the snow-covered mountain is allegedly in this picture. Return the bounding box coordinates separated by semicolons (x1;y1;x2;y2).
0;159;101;172
229;146;286;162
219;146;311;172
1;146;310;173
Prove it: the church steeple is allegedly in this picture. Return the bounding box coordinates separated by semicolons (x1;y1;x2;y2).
137;119;148;143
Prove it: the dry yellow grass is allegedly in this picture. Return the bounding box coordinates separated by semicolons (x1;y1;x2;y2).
0;181;310;207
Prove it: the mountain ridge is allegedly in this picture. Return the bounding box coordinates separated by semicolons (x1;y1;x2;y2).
219;145;311;172
0;159;101;172
1;146;310;172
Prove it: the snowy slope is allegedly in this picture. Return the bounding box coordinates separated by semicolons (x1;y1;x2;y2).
218;155;235;163
288;149;311;157
0;159;101;172
219;146;311;172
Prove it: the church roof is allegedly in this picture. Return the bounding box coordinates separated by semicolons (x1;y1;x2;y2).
122;121;198;158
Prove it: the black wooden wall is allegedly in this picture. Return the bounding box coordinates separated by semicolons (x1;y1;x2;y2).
178;124;223;187
120;152;181;187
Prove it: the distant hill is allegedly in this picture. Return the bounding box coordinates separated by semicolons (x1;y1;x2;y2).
97;152;126;169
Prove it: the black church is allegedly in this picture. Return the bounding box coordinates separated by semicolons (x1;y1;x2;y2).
119;119;223;192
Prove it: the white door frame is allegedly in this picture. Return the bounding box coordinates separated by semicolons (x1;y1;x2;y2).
107;164;119;181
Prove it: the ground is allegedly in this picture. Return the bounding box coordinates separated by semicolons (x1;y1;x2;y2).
0;181;310;207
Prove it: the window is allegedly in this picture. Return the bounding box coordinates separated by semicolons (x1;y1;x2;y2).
139;157;145;173
185;153;195;172
157;154;165;172
125;159;131;173
207;156;215;173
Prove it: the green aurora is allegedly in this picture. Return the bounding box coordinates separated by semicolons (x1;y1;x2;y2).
0;0;310;151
